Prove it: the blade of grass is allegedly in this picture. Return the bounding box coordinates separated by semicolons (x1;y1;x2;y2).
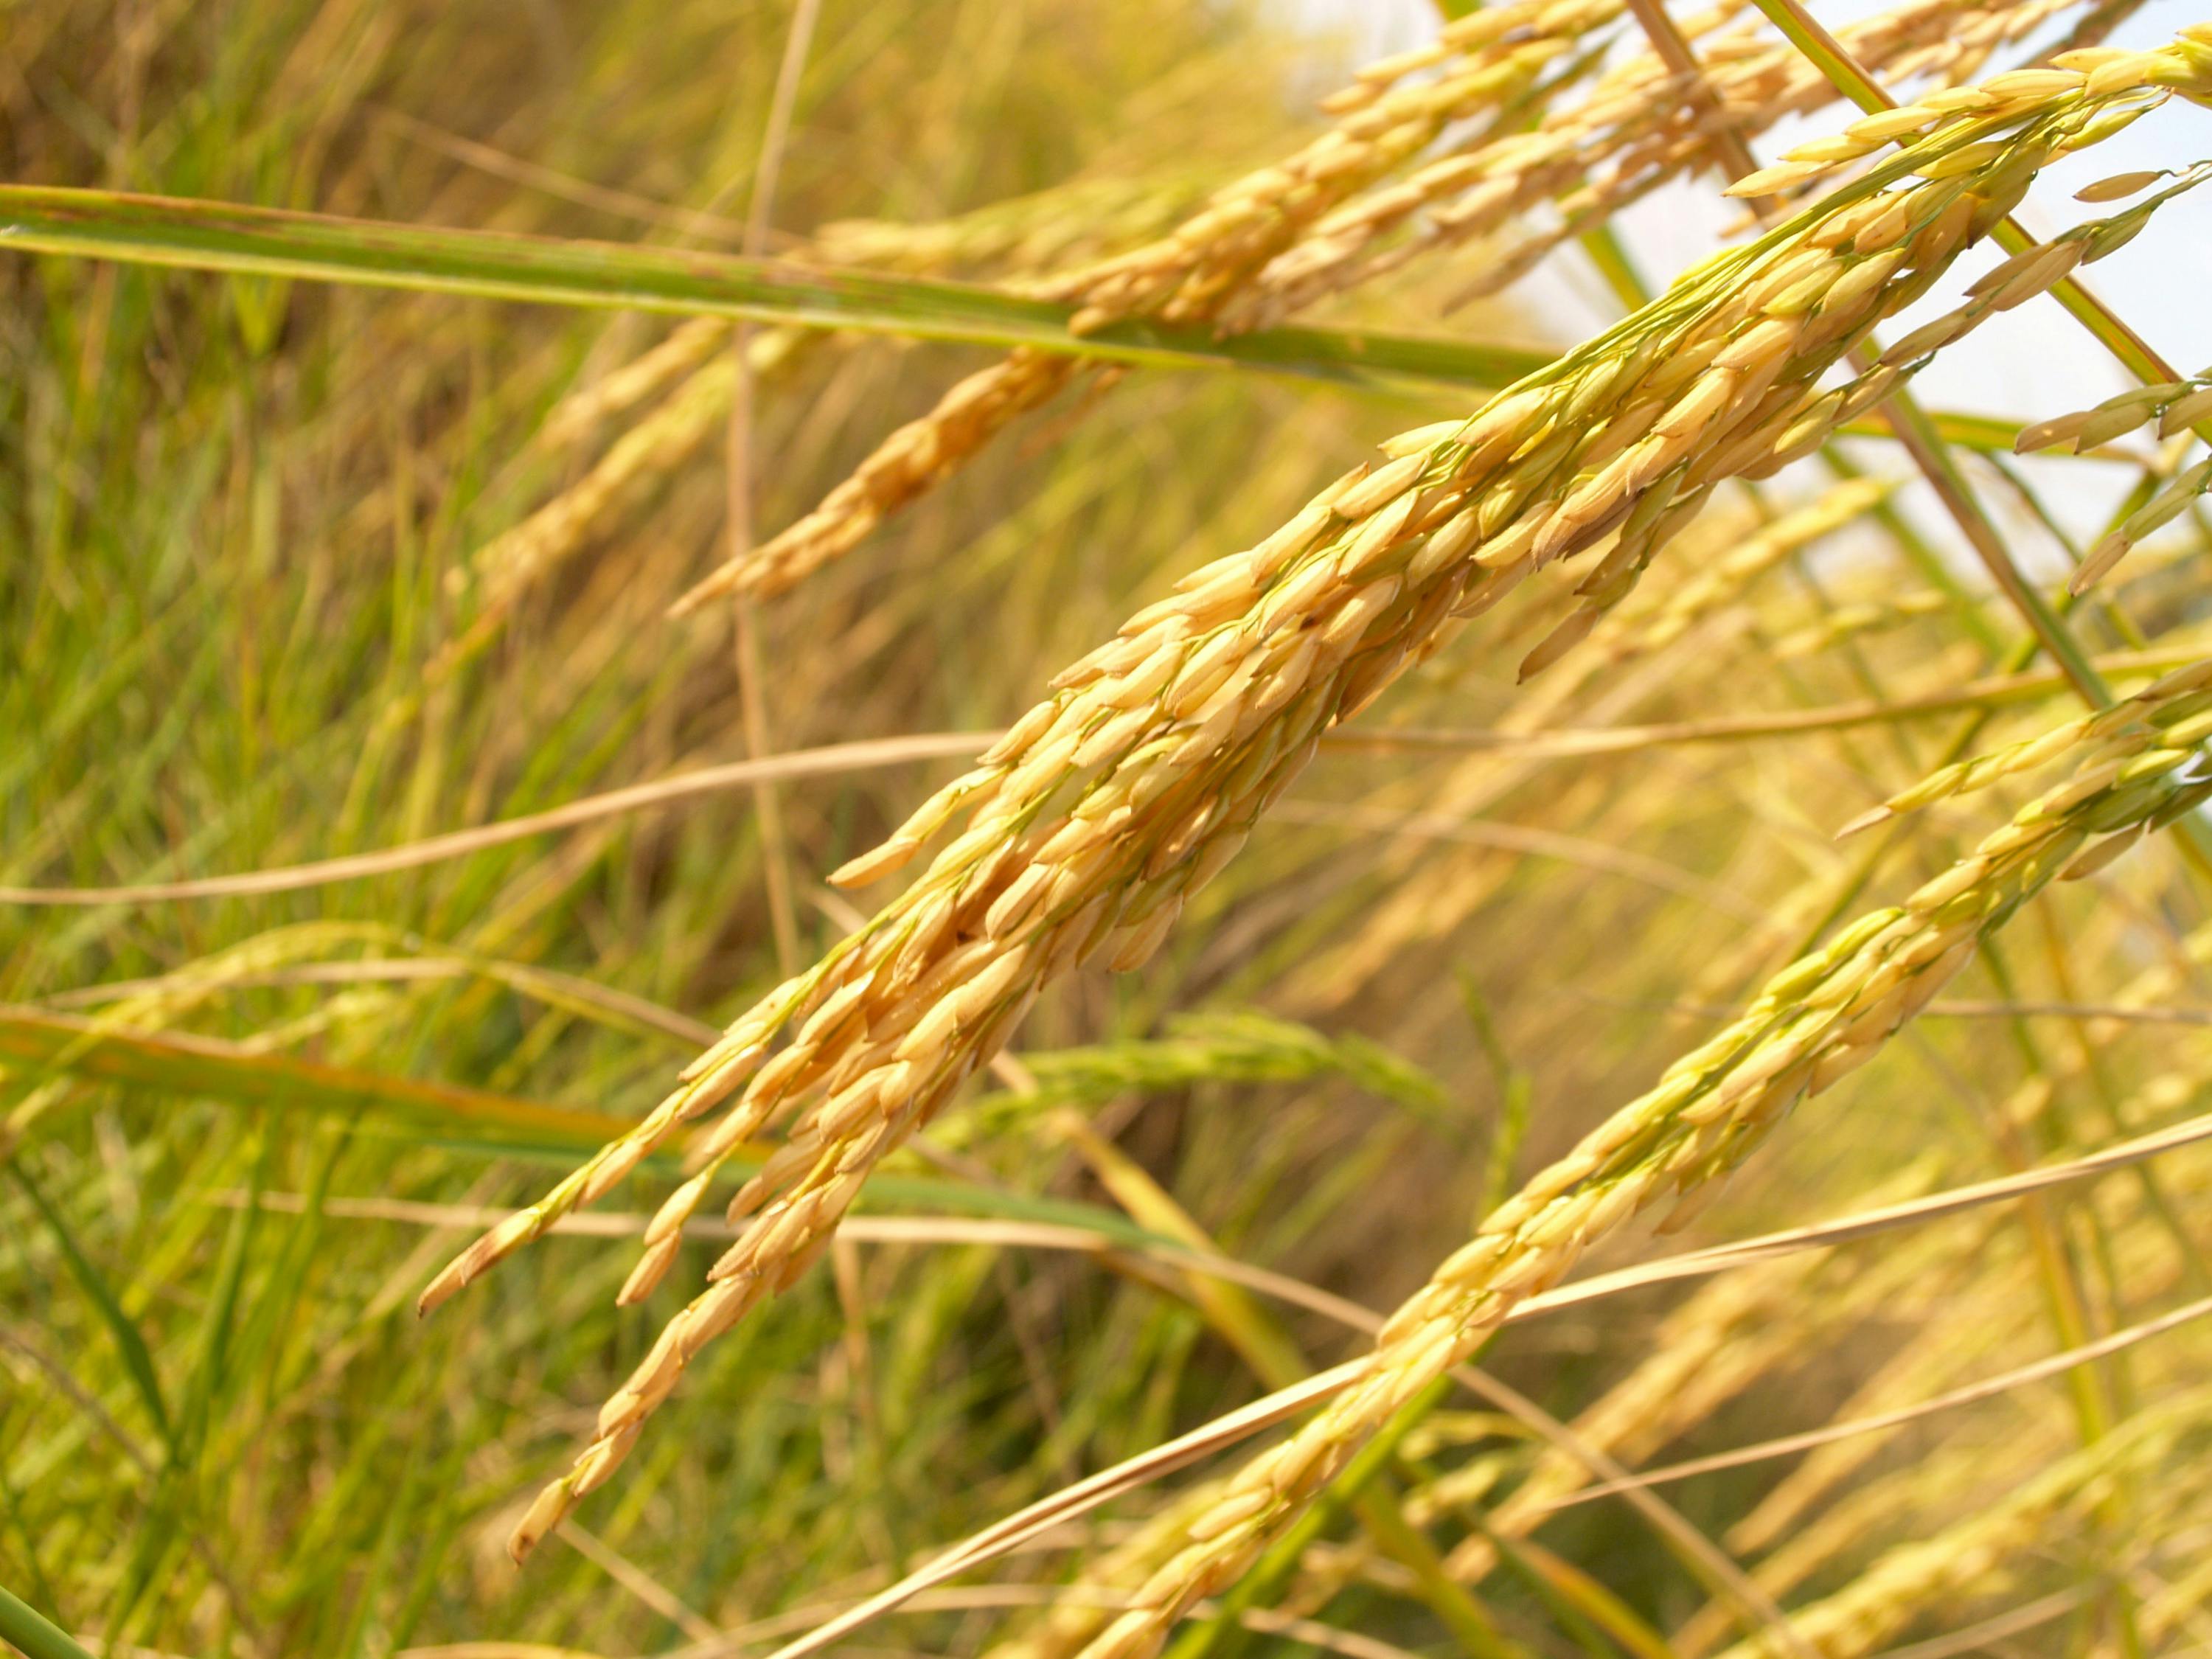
0;1006;640;1144
0;187;2053;447
0;1585;100;1659
1487;1533;1680;1659
8;1166;174;1453
173;1125;269;1461
0;186;1552;392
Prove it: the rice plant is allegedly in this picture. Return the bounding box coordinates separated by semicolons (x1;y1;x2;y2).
7;3;2212;1659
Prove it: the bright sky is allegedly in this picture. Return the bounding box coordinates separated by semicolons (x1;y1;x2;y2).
1270;0;2212;566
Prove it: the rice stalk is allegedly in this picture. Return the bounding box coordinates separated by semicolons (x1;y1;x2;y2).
1678;1068;2212;1614
755;1105;2212;1659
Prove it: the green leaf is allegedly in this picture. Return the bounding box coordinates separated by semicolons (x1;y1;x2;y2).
175;1125;269;1460
0;1006;638;1144
0;1584;101;1659
0;186;1552;393
9;1166;174;1453
0;189;2048;449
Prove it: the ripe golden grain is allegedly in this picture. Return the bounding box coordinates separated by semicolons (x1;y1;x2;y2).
424;35;2212;1563
1070;638;2212;1659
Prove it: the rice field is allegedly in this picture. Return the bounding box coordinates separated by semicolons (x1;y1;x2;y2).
7;3;2212;1658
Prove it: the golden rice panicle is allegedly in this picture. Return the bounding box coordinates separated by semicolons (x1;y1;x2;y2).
669;345;1084;611
2011;372;2212;456
1430;1242;1842;1580
672;0;2177;616
538;316;739;449
1714;1400;2212;1659
668;0;1618;613
500;442;1486;1553
451;32;2212;1558
1281;476;1889;1012
1732;29;2212;201
1054;0;1616;329
1237;0;2076;328
812;170;1214;279
1062;639;2212;1659
515;173;1217;621
1553;475;1891;672
2076;455;2212;597
1769;587;1950;658
1841;650;2212;835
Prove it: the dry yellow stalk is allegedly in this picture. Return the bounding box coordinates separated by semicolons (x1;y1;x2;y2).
1427;1172;1967;1579
1701;1082;2212;1589
1719;1254;2041;1559
1062;624;2212;1659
